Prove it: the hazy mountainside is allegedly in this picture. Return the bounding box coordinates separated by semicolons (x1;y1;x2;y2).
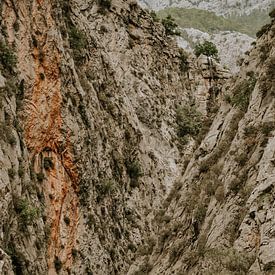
155;6;273;73
140;0;274;16
157;7;272;37
0;0;274;275
140;1;274;73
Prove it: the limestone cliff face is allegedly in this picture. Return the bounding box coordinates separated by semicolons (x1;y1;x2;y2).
0;0;273;275
0;0;225;274
131;15;275;275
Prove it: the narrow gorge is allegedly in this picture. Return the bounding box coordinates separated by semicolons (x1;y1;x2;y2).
0;0;274;275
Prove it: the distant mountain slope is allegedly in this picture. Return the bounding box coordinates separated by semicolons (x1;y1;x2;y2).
177;29;254;73
152;6;273;72
140;0;274;16
157;7;271;37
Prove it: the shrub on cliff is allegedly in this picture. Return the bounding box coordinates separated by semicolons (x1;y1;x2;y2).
98;0;112;12
269;8;275;18
95;180;115;201
54;256;62;272
162;15;181;35
176;106;202;137
15;199;39;226
150;11;159;22
69;27;87;64
69;27;87;50
256;23;270;38
194;40;219;60
125;159;143;188
43;157;54;170
0;41;17;74
179;49;189;72
230;74;257;112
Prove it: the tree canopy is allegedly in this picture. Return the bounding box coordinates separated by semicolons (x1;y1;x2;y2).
162;15;181;36
194;40;219;60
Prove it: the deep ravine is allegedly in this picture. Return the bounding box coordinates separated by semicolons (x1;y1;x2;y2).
0;0;274;275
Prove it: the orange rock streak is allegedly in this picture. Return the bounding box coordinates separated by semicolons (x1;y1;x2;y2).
2;0;79;274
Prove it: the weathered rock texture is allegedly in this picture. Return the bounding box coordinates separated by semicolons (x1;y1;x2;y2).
0;0;274;275
0;0;226;274
130;13;275;275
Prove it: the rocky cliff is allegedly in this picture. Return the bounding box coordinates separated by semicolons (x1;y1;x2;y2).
131;11;275;275
0;0;274;275
0;0;227;274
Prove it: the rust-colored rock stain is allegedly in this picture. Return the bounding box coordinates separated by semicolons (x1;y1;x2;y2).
3;0;79;274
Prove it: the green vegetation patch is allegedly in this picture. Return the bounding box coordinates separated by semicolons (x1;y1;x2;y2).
162;15;181;35
0;41;17;73
68;26;87;64
176;106;202;138
125;159;143;188
194;40;219;59
225;73;257;112
229;74;257;112
15;198;39;226
205;247;255;274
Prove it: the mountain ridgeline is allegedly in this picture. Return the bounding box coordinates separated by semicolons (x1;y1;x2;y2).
140;0;274;16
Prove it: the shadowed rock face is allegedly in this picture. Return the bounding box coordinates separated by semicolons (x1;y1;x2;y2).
0;0;274;274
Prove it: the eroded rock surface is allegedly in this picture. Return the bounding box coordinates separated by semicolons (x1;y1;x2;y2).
0;0;274;275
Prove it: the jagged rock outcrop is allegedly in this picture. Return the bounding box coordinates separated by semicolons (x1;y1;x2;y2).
190;55;231;114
